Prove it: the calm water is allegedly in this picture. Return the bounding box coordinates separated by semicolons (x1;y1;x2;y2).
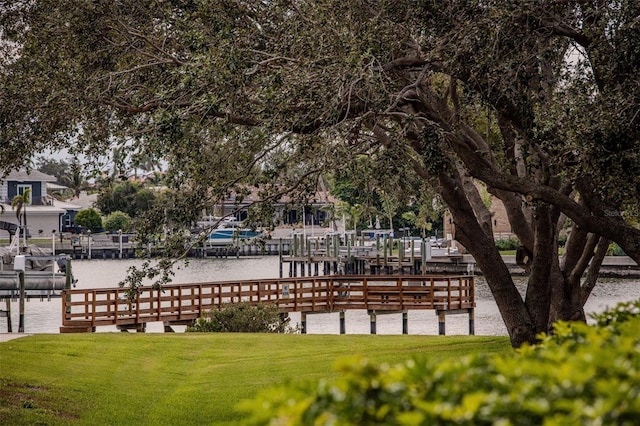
2;256;639;335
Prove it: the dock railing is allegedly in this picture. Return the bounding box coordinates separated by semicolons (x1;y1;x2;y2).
61;275;474;333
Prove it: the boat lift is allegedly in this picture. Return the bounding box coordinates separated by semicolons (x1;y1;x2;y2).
0;253;75;333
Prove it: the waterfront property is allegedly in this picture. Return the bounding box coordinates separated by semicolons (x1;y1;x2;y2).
60;275;475;335
0;169;84;238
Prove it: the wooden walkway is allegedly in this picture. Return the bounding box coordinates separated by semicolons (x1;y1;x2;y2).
60;275;475;334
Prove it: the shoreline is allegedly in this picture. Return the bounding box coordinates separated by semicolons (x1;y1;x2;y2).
0;333;31;342
2;237;638;278
499;255;640;278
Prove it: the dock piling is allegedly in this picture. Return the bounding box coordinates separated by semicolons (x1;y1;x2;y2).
18;271;25;332
438;311;446;335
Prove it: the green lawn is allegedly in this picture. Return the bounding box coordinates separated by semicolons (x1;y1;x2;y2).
0;333;510;425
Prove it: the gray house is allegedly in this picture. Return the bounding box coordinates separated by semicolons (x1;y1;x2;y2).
0;169;81;238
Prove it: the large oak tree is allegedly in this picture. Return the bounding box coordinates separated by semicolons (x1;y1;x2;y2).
1;1;639;346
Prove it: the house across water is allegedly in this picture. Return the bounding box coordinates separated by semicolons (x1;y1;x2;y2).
0;169;83;238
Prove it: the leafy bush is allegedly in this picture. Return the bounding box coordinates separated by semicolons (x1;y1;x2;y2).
591;299;640;329
557;234;568;248
103;211;132;233
607;242;626;256
74;208;102;231
494;237;520;251
187;302;297;333
240;300;640;425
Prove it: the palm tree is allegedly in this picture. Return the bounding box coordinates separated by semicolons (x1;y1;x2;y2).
379;191;399;232
401;211;433;238
333;201;366;233
11;187;31;245
132;151;162;183
61;159;86;198
111;146;129;180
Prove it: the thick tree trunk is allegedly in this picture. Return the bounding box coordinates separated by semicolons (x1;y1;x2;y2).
549;258;586;324
439;172;537;347
524;202;553;333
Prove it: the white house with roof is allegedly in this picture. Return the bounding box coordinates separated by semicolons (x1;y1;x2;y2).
0;169;83;238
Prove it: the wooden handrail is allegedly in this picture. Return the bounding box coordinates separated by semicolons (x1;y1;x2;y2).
61;275;475;330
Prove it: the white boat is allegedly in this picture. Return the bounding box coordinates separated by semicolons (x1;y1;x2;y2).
403;237;459;258
196;217;263;247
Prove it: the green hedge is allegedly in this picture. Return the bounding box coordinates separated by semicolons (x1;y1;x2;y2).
240;300;640;425
495;237;521;251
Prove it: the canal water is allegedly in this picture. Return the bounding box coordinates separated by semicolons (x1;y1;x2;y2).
2;256;639;335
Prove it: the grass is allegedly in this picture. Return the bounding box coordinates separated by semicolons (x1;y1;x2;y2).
0;333;511;425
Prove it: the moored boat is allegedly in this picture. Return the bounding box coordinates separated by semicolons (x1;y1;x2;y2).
196;217;263;246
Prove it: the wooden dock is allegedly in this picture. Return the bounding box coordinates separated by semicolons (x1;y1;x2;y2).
60;275;475;335
280;231;476;277
48;235;290;260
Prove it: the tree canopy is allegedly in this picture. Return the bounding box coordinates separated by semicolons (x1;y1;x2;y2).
35;157;70;185
1;1;639;346
96;180;157;218
74;208;103;232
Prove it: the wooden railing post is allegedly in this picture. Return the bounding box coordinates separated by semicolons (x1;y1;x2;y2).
135;290;141;325
363;277;368;310
156;289;162;321
114;289;119;324
91;291;96;327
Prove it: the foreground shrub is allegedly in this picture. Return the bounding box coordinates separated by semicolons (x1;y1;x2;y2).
591;299;640;330
187;302;297;333
240;300;640;425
